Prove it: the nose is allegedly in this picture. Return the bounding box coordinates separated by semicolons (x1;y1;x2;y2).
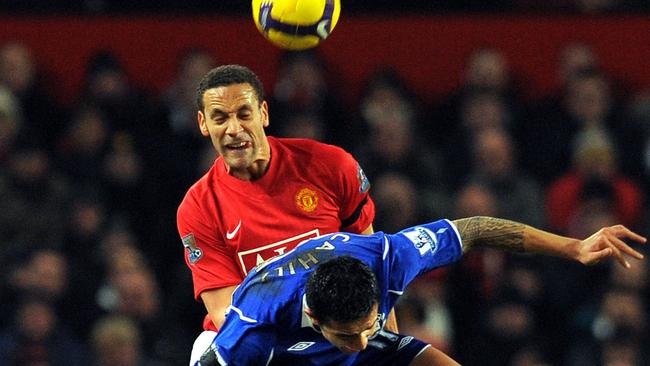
225;116;242;135
345;335;368;353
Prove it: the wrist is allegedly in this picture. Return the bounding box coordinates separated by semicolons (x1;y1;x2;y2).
564;238;582;262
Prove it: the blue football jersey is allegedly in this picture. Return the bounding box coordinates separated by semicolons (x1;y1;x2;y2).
209;219;463;366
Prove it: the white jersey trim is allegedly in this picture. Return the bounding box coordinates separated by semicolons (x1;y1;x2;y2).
216;349;228;366
265;348;274;366
444;219;463;251
382;236;390;260
227;305;257;323
414;344;432;360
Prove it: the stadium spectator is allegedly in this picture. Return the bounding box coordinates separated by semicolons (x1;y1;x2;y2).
432;47;526;152
269;50;347;146
467;128;545;227
447;183;508;362
160;48;217;140
521;68;643;185
90;315;162;366
55;104;111;185
0;295;88;365
394;294;449;352
354;67;449;217
0;85;22;165
0;143;71;252
77;50;156;144
371;172;422;233
153;47;217;203
438;89;521;188
0;40;64;149
1;249;70;329
545;128;644;235
566;287;648;365
557;42;600;88
94;234;176;362
276;111;327;142
399;275;455;356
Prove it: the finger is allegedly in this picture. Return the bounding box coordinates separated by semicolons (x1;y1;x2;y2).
603;238;630;268
611;225;647;244
585;247;612;265
609;236;645;260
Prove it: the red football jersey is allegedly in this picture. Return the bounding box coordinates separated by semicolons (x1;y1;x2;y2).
177;137;375;331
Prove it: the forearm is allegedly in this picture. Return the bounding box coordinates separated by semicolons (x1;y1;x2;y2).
453;216;580;260
201;285;239;330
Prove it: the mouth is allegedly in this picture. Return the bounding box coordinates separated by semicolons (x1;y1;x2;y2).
225;141;251;150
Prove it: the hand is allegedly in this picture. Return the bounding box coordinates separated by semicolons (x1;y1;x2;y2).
577;225;646;268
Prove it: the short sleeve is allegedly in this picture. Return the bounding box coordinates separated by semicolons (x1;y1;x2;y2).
385;219;463;293
214;315;277;366
336;151;375;233
177;193;243;300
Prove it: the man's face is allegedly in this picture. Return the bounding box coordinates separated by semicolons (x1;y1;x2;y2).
198;83;270;179
314;304;380;354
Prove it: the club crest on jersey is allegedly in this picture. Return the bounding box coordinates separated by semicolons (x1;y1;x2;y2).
357;164;370;193
402;227;438;257
182;233;203;264
295;188;319;212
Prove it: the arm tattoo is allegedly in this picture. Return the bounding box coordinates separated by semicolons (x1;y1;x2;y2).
454;216;526;253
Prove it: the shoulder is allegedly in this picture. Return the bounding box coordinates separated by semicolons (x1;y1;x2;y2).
233;275;302;325
272;137;352;162
177;166;217;218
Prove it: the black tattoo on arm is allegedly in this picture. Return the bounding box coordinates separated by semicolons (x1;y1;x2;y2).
453;216;526;253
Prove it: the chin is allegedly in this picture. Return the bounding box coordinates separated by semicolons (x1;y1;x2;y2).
339;347;360;354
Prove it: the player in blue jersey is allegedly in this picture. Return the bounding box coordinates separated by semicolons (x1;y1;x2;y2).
195;216;645;366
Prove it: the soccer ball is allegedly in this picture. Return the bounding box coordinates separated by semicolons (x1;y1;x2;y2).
252;0;341;50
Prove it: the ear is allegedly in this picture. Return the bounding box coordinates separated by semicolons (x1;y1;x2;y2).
260;100;270;128
198;111;209;137
305;307;320;326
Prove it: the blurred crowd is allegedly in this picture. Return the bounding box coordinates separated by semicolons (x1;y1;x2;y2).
0;35;649;366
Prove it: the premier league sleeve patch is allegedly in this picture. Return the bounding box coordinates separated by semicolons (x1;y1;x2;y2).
182;233;203;264
357;164;370;193
401;227;438;257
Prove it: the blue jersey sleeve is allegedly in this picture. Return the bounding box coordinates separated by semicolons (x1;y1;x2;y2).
385;219;463;293
213;311;277;366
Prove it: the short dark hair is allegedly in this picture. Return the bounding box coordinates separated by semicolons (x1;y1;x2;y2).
196;64;265;112
305;256;380;325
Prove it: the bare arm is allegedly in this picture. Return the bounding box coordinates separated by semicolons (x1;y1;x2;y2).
453;216;646;267
410;346;460;366
200;285;239;330
361;224;374;235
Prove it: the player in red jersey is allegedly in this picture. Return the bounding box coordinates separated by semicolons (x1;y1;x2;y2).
177;64;384;364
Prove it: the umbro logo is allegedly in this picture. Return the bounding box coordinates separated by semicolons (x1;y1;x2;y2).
287;342;315;351
226;220;242;240
397;336;414;351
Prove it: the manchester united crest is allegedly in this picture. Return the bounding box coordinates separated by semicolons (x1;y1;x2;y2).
295;188;319;212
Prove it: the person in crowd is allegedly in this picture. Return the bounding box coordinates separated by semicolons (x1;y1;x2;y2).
0;40;64;149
